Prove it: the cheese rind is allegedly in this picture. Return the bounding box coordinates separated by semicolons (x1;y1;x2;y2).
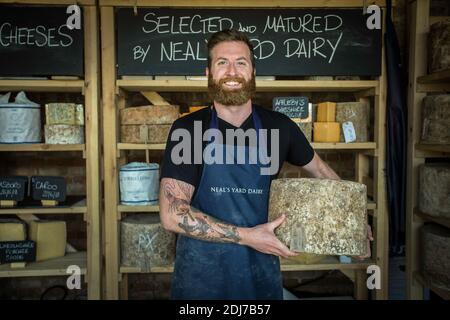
120;105;179;125
44;124;84;144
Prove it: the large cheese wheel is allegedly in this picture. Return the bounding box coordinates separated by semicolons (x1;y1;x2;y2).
421;95;450;145
121;214;176;271
419;164;450;217
268;178;368;256
45;103;84;125
120;124;171;144
119;162;159;206
44;124;84;144
336;101;370;142
421;224;450;291
429;19;450;73
120;105;179;125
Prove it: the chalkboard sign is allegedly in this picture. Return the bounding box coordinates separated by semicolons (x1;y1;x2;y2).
0;240;36;264
0;6;83;77
116;8;381;76
31;176;66;202
273;97;310;119
0;176;27;201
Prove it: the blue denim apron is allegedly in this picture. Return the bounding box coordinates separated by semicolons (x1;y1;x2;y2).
171;106;282;300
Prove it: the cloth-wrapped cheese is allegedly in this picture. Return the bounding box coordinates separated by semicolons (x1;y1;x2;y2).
268;178;368;256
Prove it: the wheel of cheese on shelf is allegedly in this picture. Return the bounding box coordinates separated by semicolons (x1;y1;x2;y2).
120;105;179;143
419;164;450;218
421;224;450;291
121;214;176;271
421;95;450;145
336;101;370;142
428;18;450;73
44;124;84;144
0;219;26;242
268;178;368;256
119;162;159;206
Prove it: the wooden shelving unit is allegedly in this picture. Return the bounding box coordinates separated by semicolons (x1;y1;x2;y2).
406;0;450;300
0;1;101;299
101;0;389;300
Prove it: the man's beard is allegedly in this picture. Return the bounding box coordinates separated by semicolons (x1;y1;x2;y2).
208;73;256;106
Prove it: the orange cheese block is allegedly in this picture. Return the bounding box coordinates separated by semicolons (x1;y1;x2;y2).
317;102;336;122
313;122;340;142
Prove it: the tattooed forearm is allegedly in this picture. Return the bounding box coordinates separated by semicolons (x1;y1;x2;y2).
162;179;241;243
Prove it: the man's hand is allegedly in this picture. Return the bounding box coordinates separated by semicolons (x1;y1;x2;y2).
239;214;298;259
355;224;374;260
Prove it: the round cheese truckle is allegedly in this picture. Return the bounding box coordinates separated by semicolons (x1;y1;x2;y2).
268;178;368;256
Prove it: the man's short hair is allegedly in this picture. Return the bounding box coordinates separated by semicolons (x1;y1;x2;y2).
207;29;255;70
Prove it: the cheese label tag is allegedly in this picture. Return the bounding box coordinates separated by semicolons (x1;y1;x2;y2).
342;121;357;143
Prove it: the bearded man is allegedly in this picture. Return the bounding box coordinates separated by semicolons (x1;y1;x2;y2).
159;29;342;300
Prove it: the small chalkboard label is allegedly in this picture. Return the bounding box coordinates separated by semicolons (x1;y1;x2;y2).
0;176;27;201
31;176;66;202
0;240;36;264
273;97;309;119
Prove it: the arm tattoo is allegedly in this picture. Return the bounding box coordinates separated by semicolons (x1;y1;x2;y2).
164;180;241;243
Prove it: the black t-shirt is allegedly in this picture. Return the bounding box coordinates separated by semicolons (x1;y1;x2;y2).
160;104;314;189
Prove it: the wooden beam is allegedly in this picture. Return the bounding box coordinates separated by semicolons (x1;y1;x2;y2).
406;0;428;300
141;91;170;105
101;6;120;300
84;5;102;300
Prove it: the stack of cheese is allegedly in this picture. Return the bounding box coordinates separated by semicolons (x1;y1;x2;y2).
180;106;208;117
0;219;66;262
313;102;340;142
44;103;84;144
120;105;179;143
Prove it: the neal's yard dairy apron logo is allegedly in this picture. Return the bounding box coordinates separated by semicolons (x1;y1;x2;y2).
170;121;280;176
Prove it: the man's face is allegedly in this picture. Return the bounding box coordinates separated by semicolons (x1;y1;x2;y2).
207;41;256;106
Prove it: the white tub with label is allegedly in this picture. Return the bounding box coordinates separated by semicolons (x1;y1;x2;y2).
119;162;159;205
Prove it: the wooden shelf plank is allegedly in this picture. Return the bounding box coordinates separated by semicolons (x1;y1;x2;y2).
120;256;372;274
101;0;391;7
414;209;450;229
117;143;166;151
415;144;450;154
0;80;84;92
0;144;85;152
1;0;95;4
117;79;378;93
0;252;87;278
0;199;87;215
417;69;450;83
414;271;450;300
117;142;376;151
118;204;159;213
367;201;376;210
